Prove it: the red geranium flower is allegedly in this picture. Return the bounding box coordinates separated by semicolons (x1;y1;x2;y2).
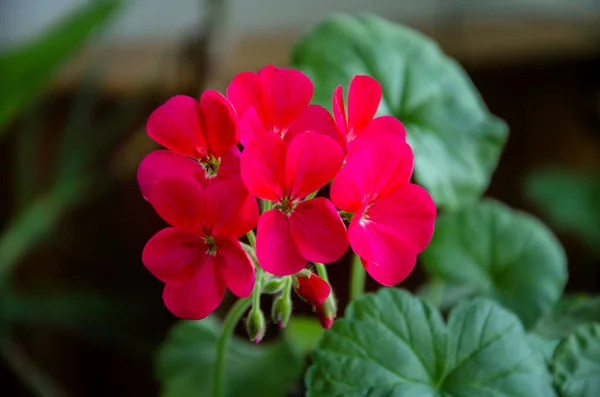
227;65;344;148
330;135;436;286
138;91;241;202
241;131;348;276
142;177;258;319
333;75;406;151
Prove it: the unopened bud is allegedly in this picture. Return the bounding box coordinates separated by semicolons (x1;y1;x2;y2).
245;308;266;343
315;297;337;330
293;271;331;306
271;293;292;328
262;277;286;294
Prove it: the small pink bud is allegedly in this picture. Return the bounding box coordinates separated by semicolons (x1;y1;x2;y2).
315;303;335;330
293;272;331;306
271;293;292;328
245;308;266;343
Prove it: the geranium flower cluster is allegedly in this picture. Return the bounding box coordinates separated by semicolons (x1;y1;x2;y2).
138;65;436;330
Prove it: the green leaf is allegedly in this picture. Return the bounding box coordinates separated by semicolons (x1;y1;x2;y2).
285;316;324;355
525;169;600;256
528;333;560;363
292;14;508;210
534;295;600;340
551;323;600;397
417;280;479;311
156;318;303;397
306;288;554;396
421;199;567;328
0;0;121;132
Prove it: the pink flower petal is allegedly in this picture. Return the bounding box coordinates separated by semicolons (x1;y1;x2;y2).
199;90;238;156
258;66;313;131
241;133;286;201
216;237;255;298
217;146;242;181
348;75;382;133
344;135;414;200
146;95;206;159
137;150;206;202
353;115;406;145
142;228;205;285
204;180;259;238
330;157;365;213
285;132;344;200
361;253;416;287
238;107;268;146
349;216;417;286
146;176;205;233
286;104;346;151
332;85;347;136
226;71;262;118
256;210;306;276
162;256;226;319
366;183;436;253
289;198;348;263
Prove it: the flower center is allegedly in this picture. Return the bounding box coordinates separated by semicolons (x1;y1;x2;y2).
203;235;217;256
273;196;297;215
359;204;372;227
346;128;357;142
199;155;221;179
273;125;289;139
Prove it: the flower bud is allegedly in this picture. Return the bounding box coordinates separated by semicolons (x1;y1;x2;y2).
293;272;331;306
315;297;337;330
245;308;266;343
262;277;286;294
271;292;293;328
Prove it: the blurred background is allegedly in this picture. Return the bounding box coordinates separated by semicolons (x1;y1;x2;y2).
0;0;599;396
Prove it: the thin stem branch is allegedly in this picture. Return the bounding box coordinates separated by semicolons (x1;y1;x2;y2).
314;262;330;283
245;230;256;248
212;297;252;397
349;253;366;301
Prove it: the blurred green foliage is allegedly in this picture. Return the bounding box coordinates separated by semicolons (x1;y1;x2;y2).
526;169;600;257
421;199;567;329
156;318;303;397
0;0;121;134
293;14;508;210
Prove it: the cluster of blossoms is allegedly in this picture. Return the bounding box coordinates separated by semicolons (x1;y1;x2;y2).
139;65;436;338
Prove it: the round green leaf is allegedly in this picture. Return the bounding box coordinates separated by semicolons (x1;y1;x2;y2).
421;199;567;328
534;295;600;340
156;317;302;397
292;14;508;210
306;288;554;396
552;323;600;397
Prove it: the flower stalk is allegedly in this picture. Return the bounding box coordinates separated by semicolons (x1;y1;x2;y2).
212;296;252;397
349;253;366;301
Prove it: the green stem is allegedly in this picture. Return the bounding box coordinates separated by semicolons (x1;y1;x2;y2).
314;262;330;283
240;242;258;267
252;267;264;309
305;189;319;200
261;200;272;213
349;253;366;301
246;230;256;248
212;297;252;397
